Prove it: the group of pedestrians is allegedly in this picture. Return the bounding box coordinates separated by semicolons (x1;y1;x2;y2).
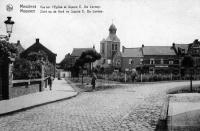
47;72;97;91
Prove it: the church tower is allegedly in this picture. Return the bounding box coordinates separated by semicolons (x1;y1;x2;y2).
100;24;121;67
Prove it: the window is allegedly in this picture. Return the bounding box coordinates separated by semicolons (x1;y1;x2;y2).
101;43;105;54
140;58;143;64
169;60;173;64
112;44;114;50
129;59;132;64
107;59;111;64
115;44;117;50
155;59;160;64
164;59;168;64
150;58;155;64
161;59;164;64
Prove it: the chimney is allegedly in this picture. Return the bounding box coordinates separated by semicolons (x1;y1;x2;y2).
122;46;125;53
142;44;144;48
17;40;20;45
36;38;39;43
172;43;175;47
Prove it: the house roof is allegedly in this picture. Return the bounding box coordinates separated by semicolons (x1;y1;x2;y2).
174;44;190;53
143;46;176;56
122;48;143;57
12;41;24;54
71;48;95;57
21;39;57;57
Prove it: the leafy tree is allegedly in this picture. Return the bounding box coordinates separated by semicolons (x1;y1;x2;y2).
75;49;101;71
0;40;17;58
73;50;101;83
13;58;42;79
181;55;194;91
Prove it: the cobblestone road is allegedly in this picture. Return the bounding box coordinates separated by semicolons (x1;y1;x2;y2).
0;81;200;131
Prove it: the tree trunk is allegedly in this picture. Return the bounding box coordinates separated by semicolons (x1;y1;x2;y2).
82;74;83;85
190;73;193;92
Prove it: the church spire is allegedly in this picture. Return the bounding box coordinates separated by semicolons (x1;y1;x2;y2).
109;24;117;34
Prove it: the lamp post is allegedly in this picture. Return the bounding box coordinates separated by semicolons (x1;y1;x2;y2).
0;17;15;41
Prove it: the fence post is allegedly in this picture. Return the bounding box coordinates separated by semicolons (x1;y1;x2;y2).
2;57;14;99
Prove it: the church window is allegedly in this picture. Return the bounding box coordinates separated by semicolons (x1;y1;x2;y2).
115;44;117;50
101;43;105;54
112;44;115;50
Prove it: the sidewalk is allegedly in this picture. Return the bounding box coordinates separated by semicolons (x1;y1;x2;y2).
0;78;78;116
167;93;200;131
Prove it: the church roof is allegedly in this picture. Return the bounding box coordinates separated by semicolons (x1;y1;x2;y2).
122;48;143;57
105;34;120;42
109;24;117;31
143;46;176;56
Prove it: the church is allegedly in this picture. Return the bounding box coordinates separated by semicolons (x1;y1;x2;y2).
99;24;121;70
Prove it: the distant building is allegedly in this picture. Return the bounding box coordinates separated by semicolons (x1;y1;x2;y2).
20;38;57;77
100;24;121;68
70;47;95;67
12;40;24;57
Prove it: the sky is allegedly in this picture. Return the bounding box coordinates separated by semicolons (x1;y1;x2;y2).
0;0;200;63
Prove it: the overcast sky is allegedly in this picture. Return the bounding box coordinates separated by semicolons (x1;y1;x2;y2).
0;0;200;62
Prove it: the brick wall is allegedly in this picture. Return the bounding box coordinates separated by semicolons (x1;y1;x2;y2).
10;82;41;98
121;57;141;71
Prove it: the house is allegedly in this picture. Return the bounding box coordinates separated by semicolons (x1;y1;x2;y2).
141;45;179;74
12;40;24;57
20;38;57;77
173;39;200;76
120;46;143;72
118;45;180;74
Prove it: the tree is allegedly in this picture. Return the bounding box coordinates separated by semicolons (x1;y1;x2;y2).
74;49;101;83
0;40;17;58
181;55;194;91
75;49;101;71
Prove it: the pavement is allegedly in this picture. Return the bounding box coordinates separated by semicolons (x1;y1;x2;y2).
167;93;200;131
0;78;78;116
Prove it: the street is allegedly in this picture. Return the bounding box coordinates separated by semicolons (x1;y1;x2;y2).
0;81;200;131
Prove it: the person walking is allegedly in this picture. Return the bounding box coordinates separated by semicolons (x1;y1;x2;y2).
91;72;97;91
48;75;54;90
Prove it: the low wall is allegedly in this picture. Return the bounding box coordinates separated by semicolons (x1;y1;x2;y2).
10;82;41;98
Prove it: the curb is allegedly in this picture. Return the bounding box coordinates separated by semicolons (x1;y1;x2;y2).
0;92;78;117
155;95;170;131
65;78;91;93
